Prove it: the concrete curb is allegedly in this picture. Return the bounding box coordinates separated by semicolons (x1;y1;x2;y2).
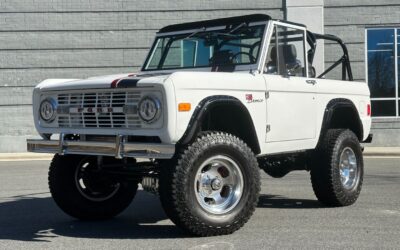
0;153;53;161
0;147;399;161
362;147;400;157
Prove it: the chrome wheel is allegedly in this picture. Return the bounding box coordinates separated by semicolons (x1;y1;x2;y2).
339;147;358;189
74;158;120;202
194;155;244;215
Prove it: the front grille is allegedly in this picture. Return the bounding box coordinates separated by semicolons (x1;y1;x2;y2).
56;90;142;128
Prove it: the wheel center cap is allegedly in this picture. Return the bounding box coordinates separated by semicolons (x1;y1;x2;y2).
211;178;222;190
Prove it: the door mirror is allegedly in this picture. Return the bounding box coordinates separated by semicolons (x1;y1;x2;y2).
285;64;301;77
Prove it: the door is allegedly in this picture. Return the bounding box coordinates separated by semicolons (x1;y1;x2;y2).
263;23;317;146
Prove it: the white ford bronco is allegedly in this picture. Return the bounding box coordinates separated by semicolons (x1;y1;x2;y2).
28;14;372;236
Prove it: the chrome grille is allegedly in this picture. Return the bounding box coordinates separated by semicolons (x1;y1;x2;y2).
57;91;142;128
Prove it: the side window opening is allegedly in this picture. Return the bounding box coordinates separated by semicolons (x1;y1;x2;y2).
264;24;307;77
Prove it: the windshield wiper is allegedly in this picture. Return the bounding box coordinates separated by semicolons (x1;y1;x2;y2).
184;22;248;40
184;27;207;39
229;22;248;34
213;23;249;39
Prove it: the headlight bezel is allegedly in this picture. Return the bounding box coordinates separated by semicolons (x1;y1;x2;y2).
138;95;162;124
39;98;57;123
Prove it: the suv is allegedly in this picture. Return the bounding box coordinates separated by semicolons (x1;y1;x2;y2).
28;14;372;236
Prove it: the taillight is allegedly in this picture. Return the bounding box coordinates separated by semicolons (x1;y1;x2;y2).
367;104;371;116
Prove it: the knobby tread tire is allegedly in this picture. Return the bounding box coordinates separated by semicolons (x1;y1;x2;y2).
49;154;138;220
159;132;261;236
310;129;364;207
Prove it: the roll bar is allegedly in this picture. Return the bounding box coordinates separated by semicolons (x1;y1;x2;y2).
307;31;353;81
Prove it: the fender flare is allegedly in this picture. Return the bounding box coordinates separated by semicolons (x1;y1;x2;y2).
319;98;364;142
177;95;261;154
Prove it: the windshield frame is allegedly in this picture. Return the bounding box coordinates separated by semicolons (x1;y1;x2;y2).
141;21;269;73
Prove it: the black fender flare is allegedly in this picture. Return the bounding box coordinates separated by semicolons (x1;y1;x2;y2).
319;98;364;142
177;95;261;154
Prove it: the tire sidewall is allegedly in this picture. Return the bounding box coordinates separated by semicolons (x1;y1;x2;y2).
332;131;364;198
183;143;256;226
49;155;137;219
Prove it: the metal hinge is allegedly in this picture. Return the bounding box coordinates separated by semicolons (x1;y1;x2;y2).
266;125;271;133
265;91;269;99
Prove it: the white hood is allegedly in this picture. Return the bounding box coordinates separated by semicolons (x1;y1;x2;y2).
35;73;171;91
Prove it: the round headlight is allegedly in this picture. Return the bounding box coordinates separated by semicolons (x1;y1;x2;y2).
39;98;57;122
138;96;161;123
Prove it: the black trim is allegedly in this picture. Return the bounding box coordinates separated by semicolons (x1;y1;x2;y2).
319;99;364;143
363;134;373;143
178;95;261;154
159;14;271;33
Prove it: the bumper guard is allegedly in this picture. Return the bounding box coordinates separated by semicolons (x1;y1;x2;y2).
27;134;175;159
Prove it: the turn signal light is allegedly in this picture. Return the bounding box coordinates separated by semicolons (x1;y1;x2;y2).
178;103;191;112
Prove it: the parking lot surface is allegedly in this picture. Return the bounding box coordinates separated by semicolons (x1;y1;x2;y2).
0;157;399;249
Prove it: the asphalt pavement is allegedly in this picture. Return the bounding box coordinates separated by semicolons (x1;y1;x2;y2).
0;157;399;249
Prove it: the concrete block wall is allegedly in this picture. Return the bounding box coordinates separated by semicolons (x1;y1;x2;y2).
0;0;284;152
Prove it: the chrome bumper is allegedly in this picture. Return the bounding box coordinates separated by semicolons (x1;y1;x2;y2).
27;135;175;159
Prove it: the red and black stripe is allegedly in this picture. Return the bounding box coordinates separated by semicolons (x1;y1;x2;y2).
111;78;141;88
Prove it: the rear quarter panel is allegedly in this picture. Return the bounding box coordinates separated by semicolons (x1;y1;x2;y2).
314;79;371;142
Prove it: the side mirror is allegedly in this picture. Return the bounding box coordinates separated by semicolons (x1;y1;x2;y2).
285;64;301;77
285;69;296;77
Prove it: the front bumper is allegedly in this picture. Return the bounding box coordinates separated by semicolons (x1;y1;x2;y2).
27;134;175;159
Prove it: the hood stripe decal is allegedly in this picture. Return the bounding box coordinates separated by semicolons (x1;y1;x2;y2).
115;78;140;88
111;78;139;88
110;73;168;88
110;78;121;88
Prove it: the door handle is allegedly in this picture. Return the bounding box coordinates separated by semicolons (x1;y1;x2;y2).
306;79;317;85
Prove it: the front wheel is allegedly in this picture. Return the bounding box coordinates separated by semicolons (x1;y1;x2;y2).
159;132;260;236
310;129;364;206
49;155;138;220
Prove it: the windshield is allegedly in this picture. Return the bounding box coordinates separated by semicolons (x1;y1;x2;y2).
143;24;266;71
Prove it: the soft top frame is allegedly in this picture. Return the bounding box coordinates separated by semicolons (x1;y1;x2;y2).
159;14;306;34
158;14;271;33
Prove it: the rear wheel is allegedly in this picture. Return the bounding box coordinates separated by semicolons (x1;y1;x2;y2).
310;129;363;206
49;154;138;220
159;132;260;236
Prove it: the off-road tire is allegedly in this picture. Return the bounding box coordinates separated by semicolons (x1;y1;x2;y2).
310;129;364;206
49;154;138;220
159;132;260;236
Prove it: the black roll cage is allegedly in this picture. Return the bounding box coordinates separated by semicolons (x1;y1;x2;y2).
307;31;353;81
